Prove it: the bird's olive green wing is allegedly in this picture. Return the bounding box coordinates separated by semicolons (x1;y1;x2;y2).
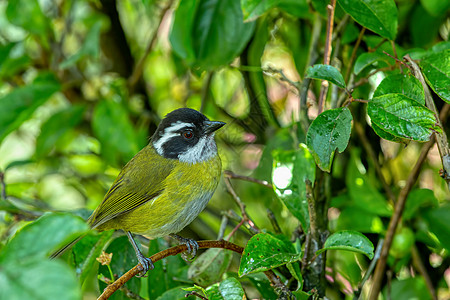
88;146;175;229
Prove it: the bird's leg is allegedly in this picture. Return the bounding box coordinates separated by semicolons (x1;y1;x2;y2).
170;233;199;262
126;231;154;277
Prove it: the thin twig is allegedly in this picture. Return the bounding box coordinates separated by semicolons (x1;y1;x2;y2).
344;27;365;84
411;245;437;300
128;0;173;91
217;215;228;240
224;177;259;234
317;0;337;114
227;218;245;241
200;71;214;113
185;291;208;300
0;172;6;200
299;14;321;131
354;239;384;300
267;209;282;234
354;121;396;203
224;170;272;188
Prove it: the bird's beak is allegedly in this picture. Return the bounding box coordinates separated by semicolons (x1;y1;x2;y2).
204;121;226;135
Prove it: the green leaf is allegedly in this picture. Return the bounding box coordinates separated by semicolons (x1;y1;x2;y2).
148;238;189;298
353;52;389;75
239;233;301;276
245;273;277;299
0;72;60;144
336;207;385;233
205;284;223;300
0;42;31;79
36;105;85;158
422;205;450;252
272;144;316;230
98;236;141;299
420;49;450;103
219;277;245;300
367;94;438;142
170;0;255;69
384;277;431;300
188;248;232;286
371;122;409;143
404;189;438;220
74;230;114;284
0;213;89;262
411;4;443;48
316;230;374;259
0;259;81;300
241;0;309;21
156;287;195;300
373;73;425;105
420;0;450;16
60;20;103;69
337;0;398;40
347;151;393;217
6;0;51;36
306;64;346;88
92;100;141;166
306;107;352;172
286;262;303;289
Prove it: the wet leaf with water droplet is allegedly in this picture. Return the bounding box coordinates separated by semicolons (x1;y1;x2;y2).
238;233;301;277
306;107;352;172
316;230;374;259
368;93;440;142
420;49;450;103
272;145;315;230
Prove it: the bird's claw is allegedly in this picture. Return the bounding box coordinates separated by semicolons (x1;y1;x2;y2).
136;253;154;277
170;234;199;262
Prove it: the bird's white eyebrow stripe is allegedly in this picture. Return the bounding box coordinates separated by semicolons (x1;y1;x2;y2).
165;121;194;133
153;121;195;156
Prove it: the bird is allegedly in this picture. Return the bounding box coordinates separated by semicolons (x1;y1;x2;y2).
51;108;225;276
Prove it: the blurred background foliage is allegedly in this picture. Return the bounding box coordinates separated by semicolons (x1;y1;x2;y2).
0;0;449;299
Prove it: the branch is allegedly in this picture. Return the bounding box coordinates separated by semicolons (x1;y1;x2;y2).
345;27;366;81
127;0;174;92
368;136;436;300
97;240;291;300
369;100;450;299
299;13;321;132
411;245;437;300
97;240;243;300
317;0;337;114
224;177;260;234
404;55;450;189
224;170;273;188
200;71;214;113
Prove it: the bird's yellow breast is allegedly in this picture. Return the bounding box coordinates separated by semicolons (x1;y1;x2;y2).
102;155;222;237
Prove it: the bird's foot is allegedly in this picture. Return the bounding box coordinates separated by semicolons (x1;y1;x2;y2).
135;251;154;277
170;234;199;262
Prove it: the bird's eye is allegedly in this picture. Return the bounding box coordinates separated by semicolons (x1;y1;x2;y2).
183;130;193;139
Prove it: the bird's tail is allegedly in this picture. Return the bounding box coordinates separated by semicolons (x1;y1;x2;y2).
50;234;86;259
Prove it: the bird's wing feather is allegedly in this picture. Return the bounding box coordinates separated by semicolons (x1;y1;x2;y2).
88;146;175;229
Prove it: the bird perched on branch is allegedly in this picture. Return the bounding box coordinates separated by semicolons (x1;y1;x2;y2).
52;108;225;276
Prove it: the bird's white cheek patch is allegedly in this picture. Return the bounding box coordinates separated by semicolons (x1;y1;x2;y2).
178;135;217;163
